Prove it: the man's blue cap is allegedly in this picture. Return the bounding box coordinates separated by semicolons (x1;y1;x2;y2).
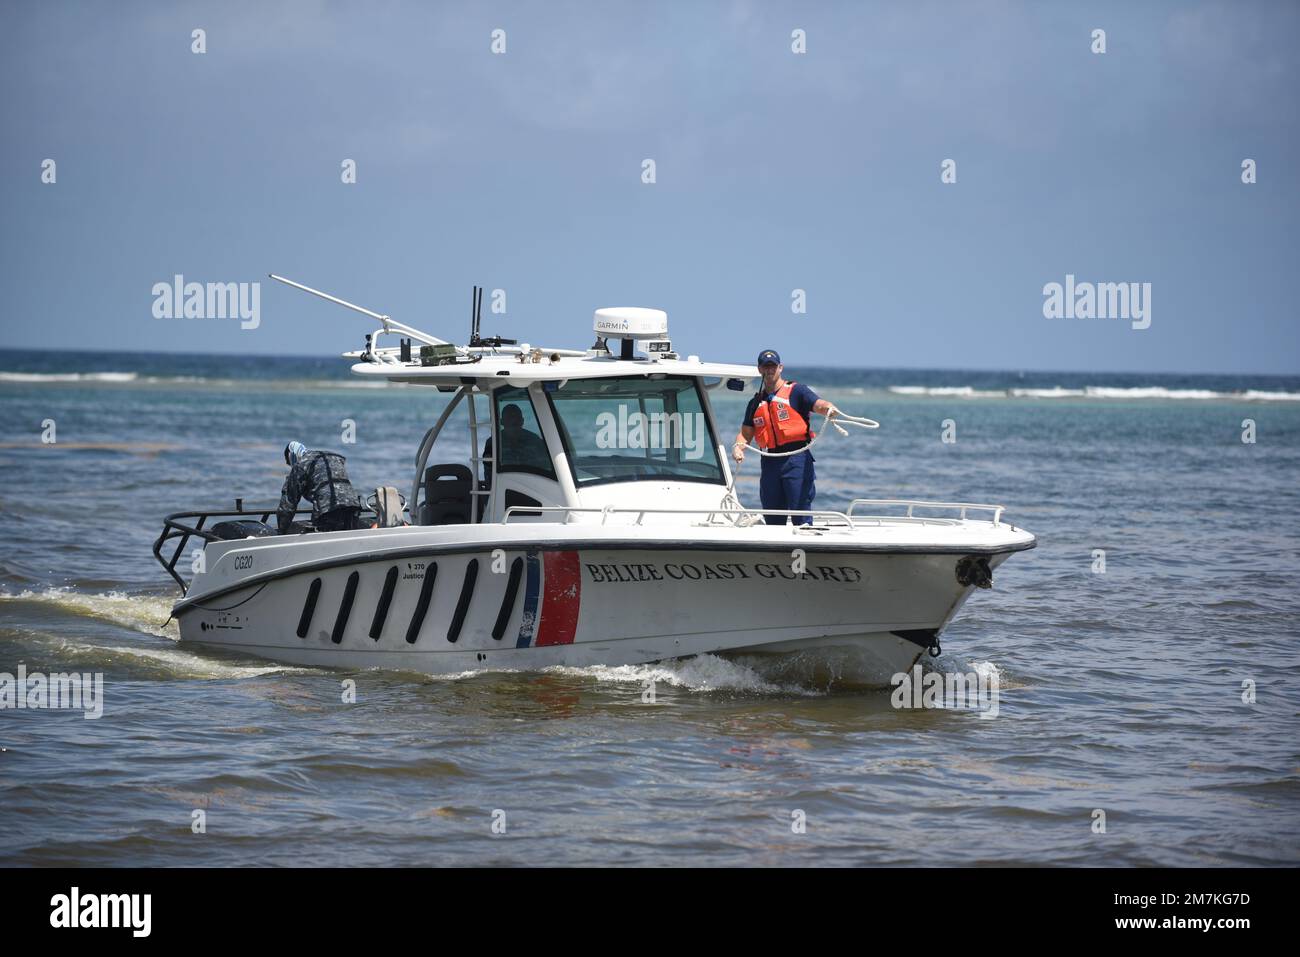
757;349;781;366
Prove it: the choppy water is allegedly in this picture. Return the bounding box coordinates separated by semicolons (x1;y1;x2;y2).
1;349;1298;866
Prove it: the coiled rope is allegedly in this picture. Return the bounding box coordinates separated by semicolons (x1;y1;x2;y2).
740;410;880;458
717;411;880;525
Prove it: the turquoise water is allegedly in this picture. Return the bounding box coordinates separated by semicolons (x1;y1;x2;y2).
1;349;1298;865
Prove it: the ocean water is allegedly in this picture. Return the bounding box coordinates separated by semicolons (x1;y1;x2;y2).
1;348;1298;866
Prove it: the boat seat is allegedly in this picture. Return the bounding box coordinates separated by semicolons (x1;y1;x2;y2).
421;464;473;526
210;520;276;540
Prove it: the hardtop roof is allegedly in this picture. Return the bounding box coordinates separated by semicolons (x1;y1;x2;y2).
350;351;759;386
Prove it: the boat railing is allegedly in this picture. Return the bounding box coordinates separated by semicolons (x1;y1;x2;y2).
501;505;855;527
847;499;1005;526
153;502;379;594
502;500;1007;529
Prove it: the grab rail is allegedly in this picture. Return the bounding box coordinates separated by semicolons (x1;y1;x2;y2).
502;500;1008;529
502;505;854;526
153;503;378;595
847;499;1005;525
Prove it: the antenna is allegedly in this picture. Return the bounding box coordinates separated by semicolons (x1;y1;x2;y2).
267;273;449;348
466;285;516;349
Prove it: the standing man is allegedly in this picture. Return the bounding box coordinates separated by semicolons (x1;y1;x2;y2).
732;350;839;526
277;440;363;534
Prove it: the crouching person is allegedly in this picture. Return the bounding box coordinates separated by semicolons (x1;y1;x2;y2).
277;440;362;533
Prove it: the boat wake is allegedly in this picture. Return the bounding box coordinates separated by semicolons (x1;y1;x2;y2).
0;587;179;639
549;652;1013;697
0;587;1016;694
8;632;310;680
546;654;827;696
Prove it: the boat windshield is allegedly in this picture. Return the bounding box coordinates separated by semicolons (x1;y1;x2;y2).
546;375;724;487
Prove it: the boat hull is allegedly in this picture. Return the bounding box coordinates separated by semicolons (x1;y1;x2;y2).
176;545;1017;684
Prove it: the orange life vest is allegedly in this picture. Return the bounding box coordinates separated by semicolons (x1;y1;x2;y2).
751;381;814;450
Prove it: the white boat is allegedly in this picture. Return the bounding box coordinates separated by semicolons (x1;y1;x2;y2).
153;278;1035;684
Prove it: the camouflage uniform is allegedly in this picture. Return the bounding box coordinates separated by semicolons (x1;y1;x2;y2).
277;449;361;533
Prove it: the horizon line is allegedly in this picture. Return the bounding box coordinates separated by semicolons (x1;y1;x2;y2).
0;344;1296;380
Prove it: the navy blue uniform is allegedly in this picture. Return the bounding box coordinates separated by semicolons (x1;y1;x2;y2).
743;382;819;525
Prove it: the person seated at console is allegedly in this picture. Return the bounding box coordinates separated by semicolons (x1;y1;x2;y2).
481;403;550;485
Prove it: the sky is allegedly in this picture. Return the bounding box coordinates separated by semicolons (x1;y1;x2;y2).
1;0;1297;374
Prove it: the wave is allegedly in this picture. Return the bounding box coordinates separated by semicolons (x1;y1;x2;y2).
1240;389;1300;401
1081;386;1227;400
0;371;218;385
889;384;1300;402
551;652;1011;695
1007;387;1088;398
961;658;1025;690
0;371;139;383
9;368;1294;402
545;654;826;696
0;370;402;390
0;588;326;679
0;371;223;386
0;587;178;638
16;633;311;680
889;385;1007;398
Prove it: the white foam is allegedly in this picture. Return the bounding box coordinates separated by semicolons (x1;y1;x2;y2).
0;371;139;383
891;383;1300;402
1084;385;1221;400
966;659;1003;682
545;653;823;696
888;385;1004;398
137;649;308;678
1240;389;1300;401
960;657;1028;691
52;636;308;679
1009;387;1087;398
0;590;329;678
0;588;178;638
888;386;930;395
